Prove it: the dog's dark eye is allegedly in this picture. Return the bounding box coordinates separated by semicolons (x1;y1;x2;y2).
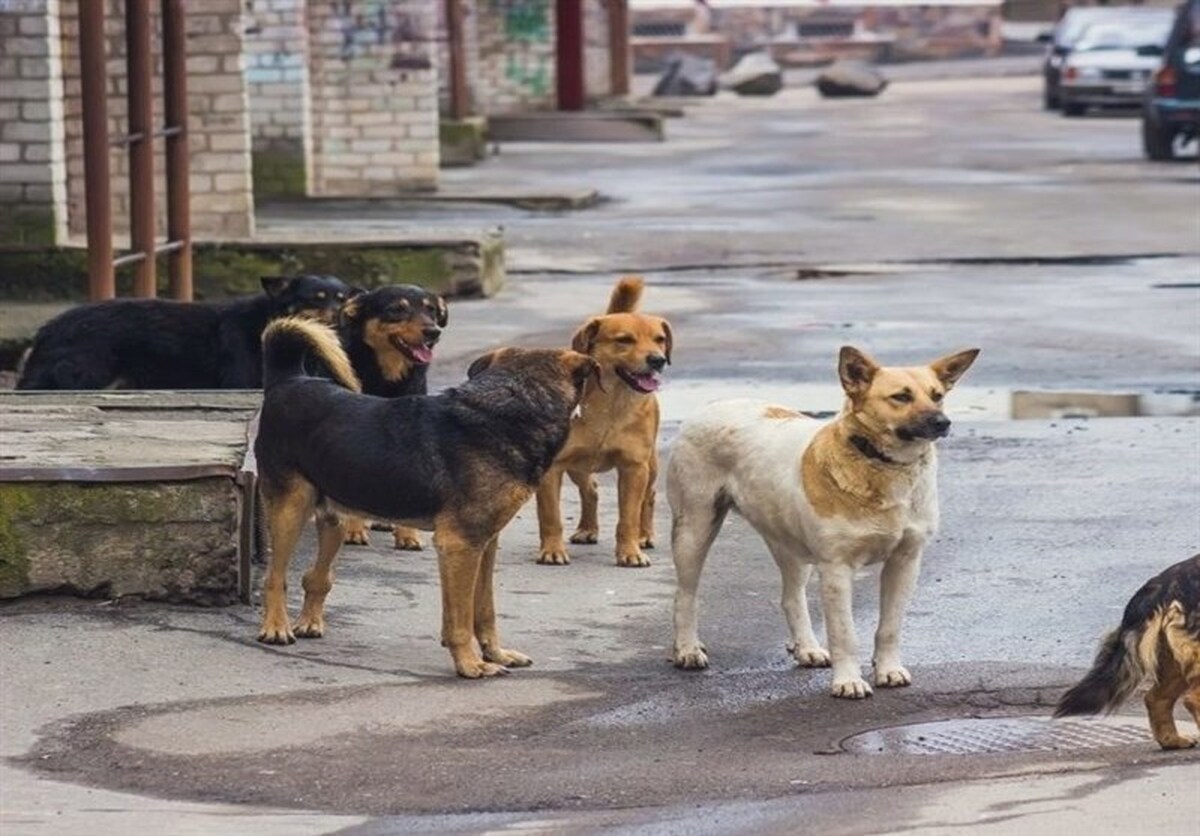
654;335;666;344
890;392;913;404
616;335;636;345
335;293;345;301
931;391;944;403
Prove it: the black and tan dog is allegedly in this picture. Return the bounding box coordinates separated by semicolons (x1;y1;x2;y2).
335;284;448;550
536;277;673;568
17;275;353;390
254;317;598;678
1055;554;1200;749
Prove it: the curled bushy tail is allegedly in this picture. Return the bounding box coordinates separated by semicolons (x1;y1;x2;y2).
607;276;645;314
1053;628;1145;717
262;317;360;392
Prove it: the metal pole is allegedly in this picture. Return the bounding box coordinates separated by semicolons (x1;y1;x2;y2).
555;0;585;111
445;0;470;120
126;0;156;298
608;0;630;97
162;0;192;301
78;0;114;300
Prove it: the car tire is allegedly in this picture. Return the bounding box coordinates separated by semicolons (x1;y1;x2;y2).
1142;116;1175;161
1061;101;1086;117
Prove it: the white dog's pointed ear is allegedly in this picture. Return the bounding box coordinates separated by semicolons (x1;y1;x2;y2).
838;346;879;397
929;348;980;390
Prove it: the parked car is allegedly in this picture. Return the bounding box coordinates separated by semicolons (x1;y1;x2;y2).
1042;6;1172;110
1142;0;1200;160
1058;15;1176;116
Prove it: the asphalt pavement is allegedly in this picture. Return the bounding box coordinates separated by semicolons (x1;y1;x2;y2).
2;72;1199;834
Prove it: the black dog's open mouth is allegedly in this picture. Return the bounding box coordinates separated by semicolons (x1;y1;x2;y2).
390;336;435;365
616;367;662;394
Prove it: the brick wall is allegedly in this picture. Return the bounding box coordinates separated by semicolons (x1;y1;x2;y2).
57;0;254;240
245;0;310;198
306;0;439;196
476;0;556;114
585;0;611;99
0;0;68;246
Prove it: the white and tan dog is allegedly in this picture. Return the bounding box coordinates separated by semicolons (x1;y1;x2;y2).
667;345;979;698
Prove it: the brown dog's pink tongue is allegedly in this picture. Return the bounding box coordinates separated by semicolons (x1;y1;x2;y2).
411;345;434;364
636;374;661;393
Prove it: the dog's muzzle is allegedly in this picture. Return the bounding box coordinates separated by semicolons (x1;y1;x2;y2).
897;412;951;441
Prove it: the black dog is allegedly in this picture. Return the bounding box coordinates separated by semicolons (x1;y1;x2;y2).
338;284;448;398
17;275;354;390
254;316;598;678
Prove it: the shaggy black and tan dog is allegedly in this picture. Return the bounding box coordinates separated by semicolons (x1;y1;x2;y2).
1055;554;1200;749
17;275;353;390
254;317;598;678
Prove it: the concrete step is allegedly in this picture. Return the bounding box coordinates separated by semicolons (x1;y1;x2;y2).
487;110;665;143
0;392;260;604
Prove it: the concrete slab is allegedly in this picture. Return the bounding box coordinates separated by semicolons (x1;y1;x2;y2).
488;111;665;143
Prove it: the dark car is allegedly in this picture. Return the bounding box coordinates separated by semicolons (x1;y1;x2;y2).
1142;0;1200;160
1043;6;1172;109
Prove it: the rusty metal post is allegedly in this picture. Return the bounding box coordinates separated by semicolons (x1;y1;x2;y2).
608;0;631;97
162;0;192;301
556;0;586;111
125;0;156;297
445;0;470;120
78;0;114;300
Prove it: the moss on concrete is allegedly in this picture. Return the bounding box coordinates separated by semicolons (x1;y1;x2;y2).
440;117;488;167
0;206;57;247
0;487;33;598
0;237;504;302
252;150;307;199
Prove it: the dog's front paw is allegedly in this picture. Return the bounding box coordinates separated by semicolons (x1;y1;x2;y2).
257;617;296;645
638;535;655;550
874;664;912;688
831;676;874;699
293;616;325;639
569;528;598;545
674;642;709;670
537;542;571;565
482;646;533;668
789;643;832;667
455;659;511;679
1157;734;1198;750
343;525;370;546
392;527;424;551
616;548;651;568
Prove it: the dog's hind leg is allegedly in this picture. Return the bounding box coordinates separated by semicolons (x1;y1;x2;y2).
768;546;828;668
669;489;729;671
568;470;600;545
475;536;532;670
1165;604;1200;742
1145;649;1195;749
873;539;923;688
294;509;345;639
536;466;571;565
819;562;872;699
258;478;317;645
638;448;658;550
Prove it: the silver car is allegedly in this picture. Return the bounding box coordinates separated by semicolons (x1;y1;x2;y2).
1059;14;1176;116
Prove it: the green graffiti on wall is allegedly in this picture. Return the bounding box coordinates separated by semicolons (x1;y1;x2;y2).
500;0;549;43
494;0;551;97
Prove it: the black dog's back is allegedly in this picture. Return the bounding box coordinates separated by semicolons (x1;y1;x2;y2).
18;300;223;390
17;275;352;390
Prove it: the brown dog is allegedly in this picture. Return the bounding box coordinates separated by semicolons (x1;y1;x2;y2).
1055;554;1200;749
255;318;598;678
536;277;672;568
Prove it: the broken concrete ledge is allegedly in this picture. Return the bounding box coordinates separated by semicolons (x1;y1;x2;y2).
0;228;505;302
487;110;665;143
0;393;260;605
440;116;488;167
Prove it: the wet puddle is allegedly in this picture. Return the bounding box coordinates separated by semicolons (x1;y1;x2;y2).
658;381;1198;424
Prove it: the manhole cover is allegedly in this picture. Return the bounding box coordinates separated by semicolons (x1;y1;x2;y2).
842;716;1149;756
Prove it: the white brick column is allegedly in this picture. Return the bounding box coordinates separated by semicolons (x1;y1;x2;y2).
0;0;68;246
246;0;311;198
306;0;439;196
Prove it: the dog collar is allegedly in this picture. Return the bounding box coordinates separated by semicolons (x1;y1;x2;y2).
849;434;899;465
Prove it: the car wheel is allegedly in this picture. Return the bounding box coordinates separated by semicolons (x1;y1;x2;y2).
1142;116;1175;161
1061;101;1086;117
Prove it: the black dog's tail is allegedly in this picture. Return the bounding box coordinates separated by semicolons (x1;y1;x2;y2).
262;316;360;393
1053;604;1179;717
